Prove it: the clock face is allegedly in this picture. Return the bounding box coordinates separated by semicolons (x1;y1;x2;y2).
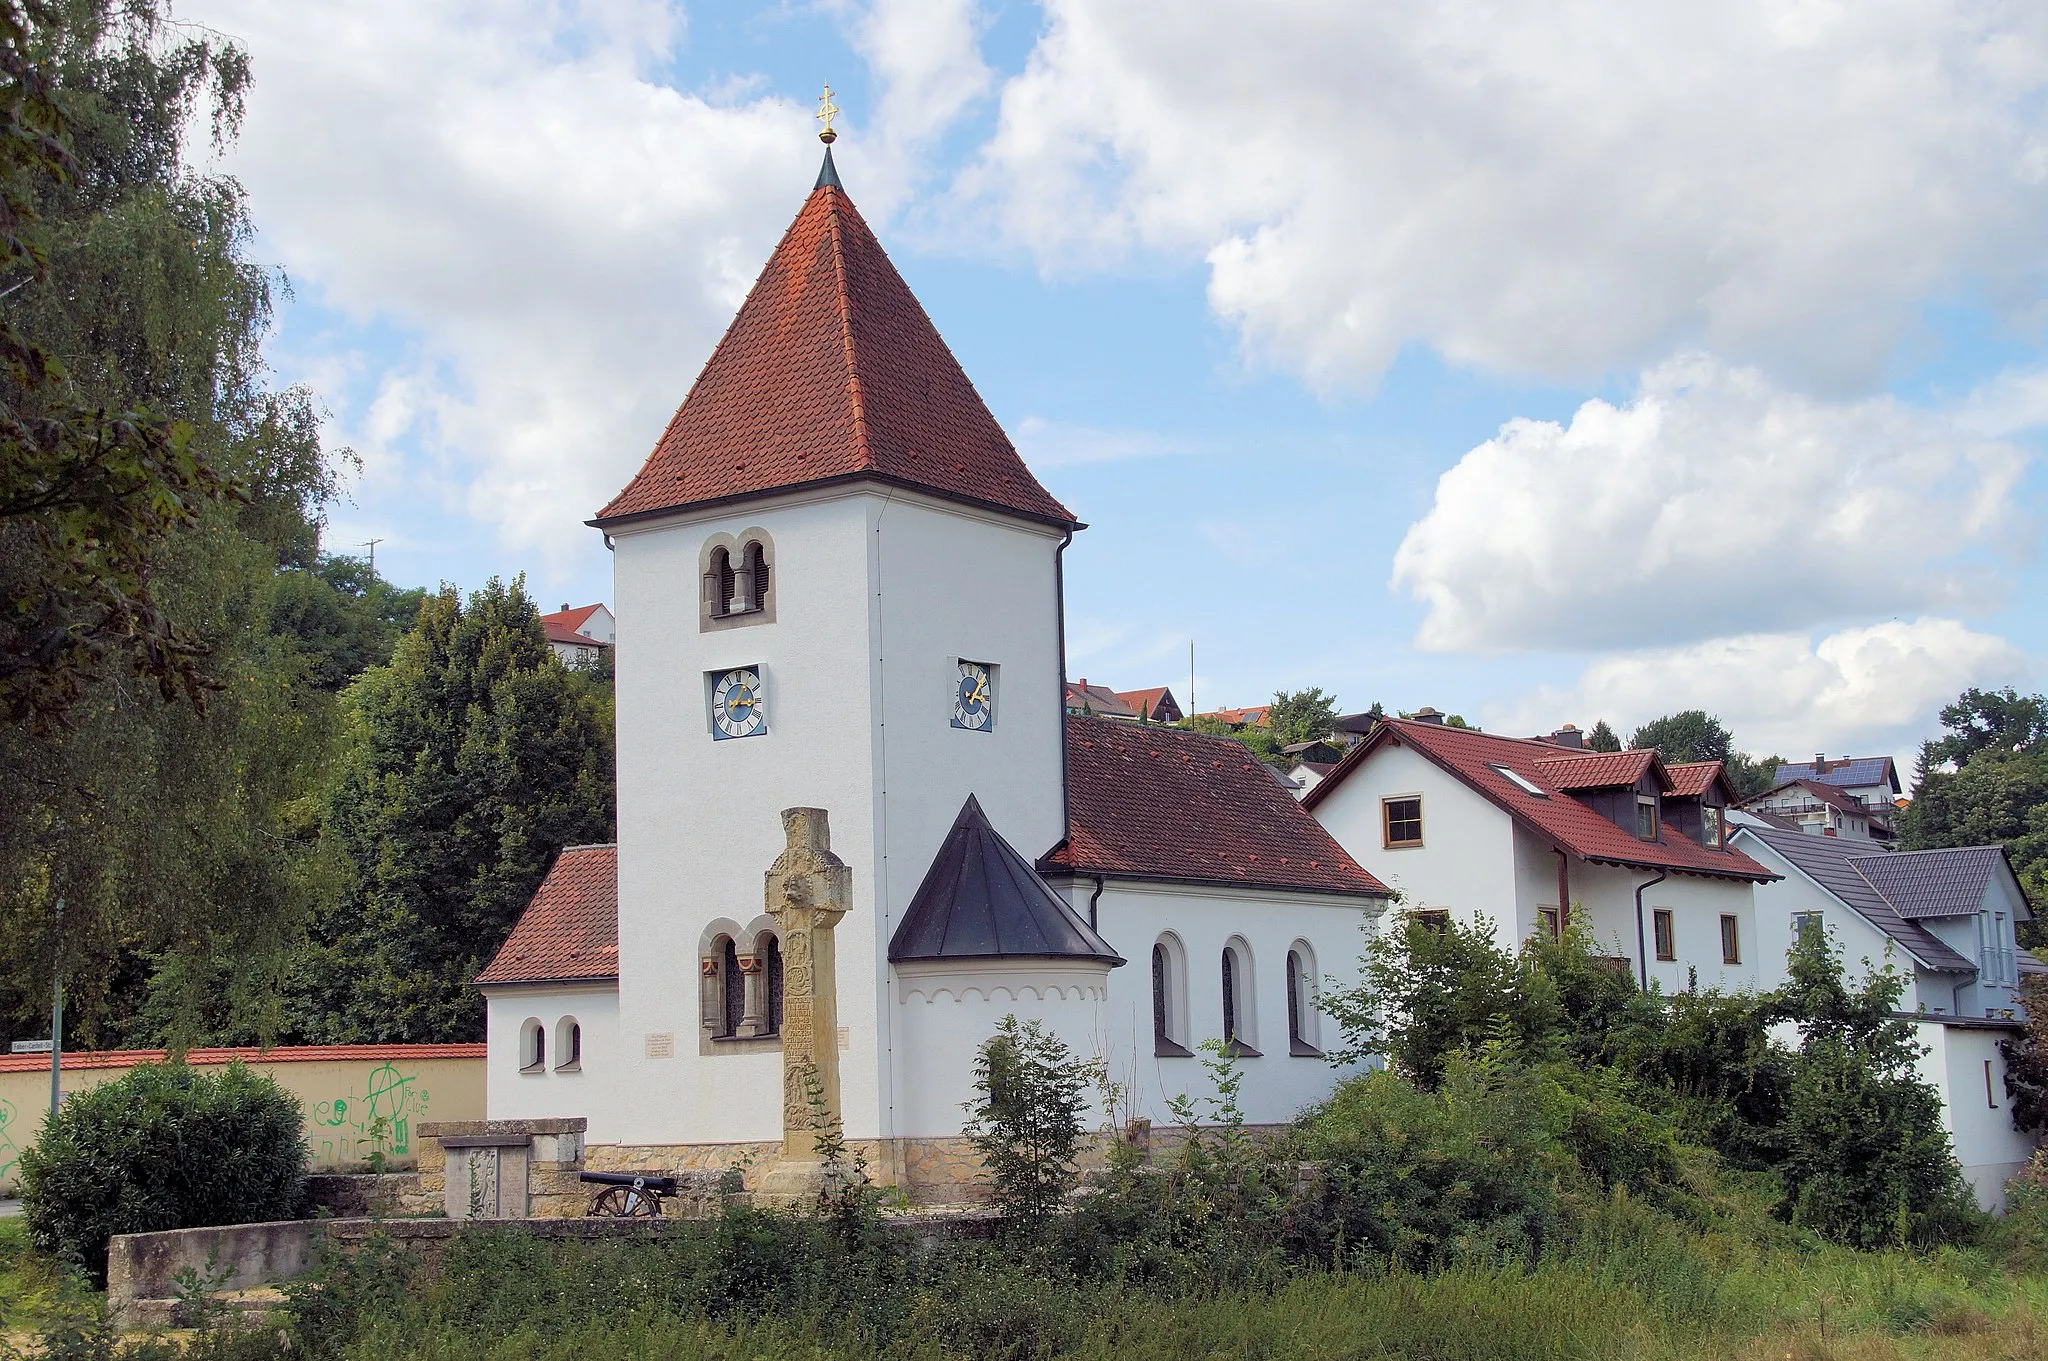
952;660;993;732
711;667;766;740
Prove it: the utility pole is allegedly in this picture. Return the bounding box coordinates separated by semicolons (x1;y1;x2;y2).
49;896;63;1116
1188;641;1195;723
363;538;383;577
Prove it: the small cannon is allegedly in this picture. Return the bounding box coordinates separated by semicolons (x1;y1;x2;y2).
579;1170;677;1217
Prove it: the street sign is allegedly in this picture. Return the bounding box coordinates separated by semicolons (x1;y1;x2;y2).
10;1040;52;1054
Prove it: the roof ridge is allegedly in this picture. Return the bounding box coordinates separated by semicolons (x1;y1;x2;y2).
821;187;875;471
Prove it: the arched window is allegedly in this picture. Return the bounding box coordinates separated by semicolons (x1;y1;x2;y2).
1150;934;1191;1056
1221;938;1260;1056
721;937;744;1037
555;1017;582;1071
706;546;735;618
521;1018;545;1073
1287;942;1320;1056
765;933;784;1034
743;540;769;613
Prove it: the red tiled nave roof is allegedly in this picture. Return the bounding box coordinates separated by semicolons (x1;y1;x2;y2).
1042;716;1390;898
596;157;1075;530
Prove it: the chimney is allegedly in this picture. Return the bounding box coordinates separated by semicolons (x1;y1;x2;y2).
1413;707;1445;725
1550;724;1583;749
1814;753;1826;773
560;602;570;612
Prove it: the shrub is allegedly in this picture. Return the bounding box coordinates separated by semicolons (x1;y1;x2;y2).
20;1061;306;1284
963;1016;1095;1229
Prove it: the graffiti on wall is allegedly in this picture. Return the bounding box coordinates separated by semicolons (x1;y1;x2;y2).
311;1063;433;1168
0;1096;19;1186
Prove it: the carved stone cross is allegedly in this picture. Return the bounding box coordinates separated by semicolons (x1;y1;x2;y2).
759;807;852;1193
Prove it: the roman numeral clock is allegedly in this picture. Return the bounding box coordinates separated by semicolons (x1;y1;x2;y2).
952;660;993;731
711;666;766;740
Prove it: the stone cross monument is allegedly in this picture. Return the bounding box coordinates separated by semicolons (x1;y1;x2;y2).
756;807;852;1200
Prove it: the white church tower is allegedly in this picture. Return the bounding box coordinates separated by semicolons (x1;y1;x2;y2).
570;140;1085;1167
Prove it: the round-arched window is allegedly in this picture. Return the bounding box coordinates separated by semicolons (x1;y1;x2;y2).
521;1018;546;1073
555;1017;582;1070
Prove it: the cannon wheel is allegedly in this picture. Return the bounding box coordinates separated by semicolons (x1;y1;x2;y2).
588;1185;662;1218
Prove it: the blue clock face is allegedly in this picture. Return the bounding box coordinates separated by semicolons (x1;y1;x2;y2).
952;661;993;731
711;667;766;740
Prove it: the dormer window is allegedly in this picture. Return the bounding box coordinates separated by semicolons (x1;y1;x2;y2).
1635;796;1659;840
700;530;777;630
1701;805;1723;849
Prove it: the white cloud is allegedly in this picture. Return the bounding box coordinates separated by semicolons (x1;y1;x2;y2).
1390;355;2030;652
967;1;2048;391
1013;416;1186;468
845;0;993;214
1487;618;2031;762
185;0;824;567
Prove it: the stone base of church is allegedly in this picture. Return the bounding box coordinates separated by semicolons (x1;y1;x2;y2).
582;1124;1294;1206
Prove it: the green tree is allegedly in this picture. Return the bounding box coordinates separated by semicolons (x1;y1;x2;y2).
288;577;614;1042
1900;687;2048;912
1926;686;2048;766
1585;720;1621;753
963;1015;1095;1231
1266;687;1339;746
1630;710;1733;763
265;554;426;690
1767;928;1975;1246
0;0;347;1050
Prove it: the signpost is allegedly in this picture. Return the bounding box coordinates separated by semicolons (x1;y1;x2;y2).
49;896;63;1115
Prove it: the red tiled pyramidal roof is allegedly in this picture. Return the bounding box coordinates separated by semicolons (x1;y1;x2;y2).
595;152;1075;530
1041;716;1389;898
1665;760;1734;801
1305;720;1775;882
474;845;620;985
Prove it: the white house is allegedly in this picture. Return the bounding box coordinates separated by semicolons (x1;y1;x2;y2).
472;144;1390;1201
1741;777;1895;842
1733;818;2036;1206
1303;717;1776;993
1772;753;1903;812
540;603;614;668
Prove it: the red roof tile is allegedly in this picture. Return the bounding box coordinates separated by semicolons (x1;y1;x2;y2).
1304;720;1776;882
596;166;1075;530
542;604;605;635
1666;760;1736;801
1198;706;1272;728
474;845;620;985
1532;748;1669;791
1041;716;1390;897
1114;687;1177;720
1746;777;1895;828
0;1044;484;1075
1065;680;1138;718
543;619;607;647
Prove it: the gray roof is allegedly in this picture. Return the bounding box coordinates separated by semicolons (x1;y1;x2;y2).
1736;825;1977;972
1848;846;2022;921
887;796;1125;966
1774;756;1898;793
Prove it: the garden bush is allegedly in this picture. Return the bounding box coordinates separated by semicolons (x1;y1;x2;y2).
19;1060;306;1284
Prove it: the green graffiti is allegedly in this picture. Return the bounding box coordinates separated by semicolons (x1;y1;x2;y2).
0;1096;19;1186
312;1063;432;1168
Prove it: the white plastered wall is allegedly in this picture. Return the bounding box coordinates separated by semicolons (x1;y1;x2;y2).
1310;742;1517;944
893;959;1111;1136
589;486;1065;1152
1740;833;1927;1011
484;986;619;1122
1048;879;1380;1129
1915;1021;2037;1211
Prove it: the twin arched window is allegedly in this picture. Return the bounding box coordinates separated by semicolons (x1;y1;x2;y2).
521;1015;582;1074
702;926;784;1044
701;531;775;628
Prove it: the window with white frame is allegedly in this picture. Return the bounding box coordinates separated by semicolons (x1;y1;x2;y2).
1636;796;1659;840
520;1018;546;1073
554;1017;581;1071
1286;942;1321;1056
1221;937;1260;1056
1151;935;1192;1057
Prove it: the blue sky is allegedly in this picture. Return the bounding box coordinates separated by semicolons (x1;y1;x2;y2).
183;0;2048;766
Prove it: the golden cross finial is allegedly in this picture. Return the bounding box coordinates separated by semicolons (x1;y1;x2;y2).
816;83;840;144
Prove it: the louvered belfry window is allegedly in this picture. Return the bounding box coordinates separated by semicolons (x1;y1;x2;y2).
743;540;769;612
708;547;735;617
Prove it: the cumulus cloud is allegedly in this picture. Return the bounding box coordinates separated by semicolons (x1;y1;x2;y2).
1487;618;2031;762
967;1;2048;391
183;0;825;566
1390;356;2030;652
845;0;993;213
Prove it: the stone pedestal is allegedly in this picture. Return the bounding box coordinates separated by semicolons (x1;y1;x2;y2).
754;807;852;1204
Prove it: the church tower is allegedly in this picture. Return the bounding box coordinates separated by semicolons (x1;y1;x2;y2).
588;139;1079;1158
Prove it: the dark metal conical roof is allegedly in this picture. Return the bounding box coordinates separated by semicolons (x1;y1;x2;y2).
888;796;1124;966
